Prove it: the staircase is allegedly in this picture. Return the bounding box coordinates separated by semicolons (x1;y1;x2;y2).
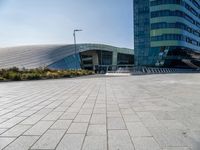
182;59;200;69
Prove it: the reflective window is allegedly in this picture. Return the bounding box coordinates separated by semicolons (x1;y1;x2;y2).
151;22;200;38
151;0;200;18
151;10;200;27
151;34;200;47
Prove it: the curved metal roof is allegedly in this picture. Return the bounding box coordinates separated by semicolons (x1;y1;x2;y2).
0;43;133;69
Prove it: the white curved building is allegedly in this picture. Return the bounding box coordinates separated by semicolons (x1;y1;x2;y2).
0;43;134;70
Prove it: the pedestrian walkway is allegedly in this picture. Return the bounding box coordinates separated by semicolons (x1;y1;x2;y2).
0;74;200;150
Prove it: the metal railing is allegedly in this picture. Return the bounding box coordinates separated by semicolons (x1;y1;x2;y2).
131;67;200;75
95;65;200;74
95;65;134;74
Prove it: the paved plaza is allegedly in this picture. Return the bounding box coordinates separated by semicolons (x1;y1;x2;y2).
0;74;200;150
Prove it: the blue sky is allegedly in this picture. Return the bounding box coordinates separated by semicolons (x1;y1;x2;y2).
0;0;133;48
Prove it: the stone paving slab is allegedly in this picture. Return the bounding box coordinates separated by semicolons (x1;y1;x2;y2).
4;136;39;150
132;137;160;150
82;136;107;150
56;134;85;150
31;130;65;149
0;74;200;150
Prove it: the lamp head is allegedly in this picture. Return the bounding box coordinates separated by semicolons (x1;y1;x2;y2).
74;29;82;32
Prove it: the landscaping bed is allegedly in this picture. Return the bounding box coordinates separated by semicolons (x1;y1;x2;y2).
0;67;94;81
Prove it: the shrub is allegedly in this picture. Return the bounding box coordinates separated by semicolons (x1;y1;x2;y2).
0;77;6;81
22;73;41;80
46;71;60;79
0;67;95;81
8;72;22;81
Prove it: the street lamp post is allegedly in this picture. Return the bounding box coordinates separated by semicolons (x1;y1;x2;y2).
73;29;82;70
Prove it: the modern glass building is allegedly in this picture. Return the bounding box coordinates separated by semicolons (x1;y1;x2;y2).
134;0;200;68
0;44;134;71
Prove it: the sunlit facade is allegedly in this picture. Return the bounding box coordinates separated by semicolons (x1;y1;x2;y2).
0;44;134;71
134;0;200;68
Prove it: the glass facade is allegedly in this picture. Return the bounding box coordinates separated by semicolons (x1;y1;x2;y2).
117;53;134;65
97;51;113;65
134;0;151;66
134;0;200;68
48;54;81;70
